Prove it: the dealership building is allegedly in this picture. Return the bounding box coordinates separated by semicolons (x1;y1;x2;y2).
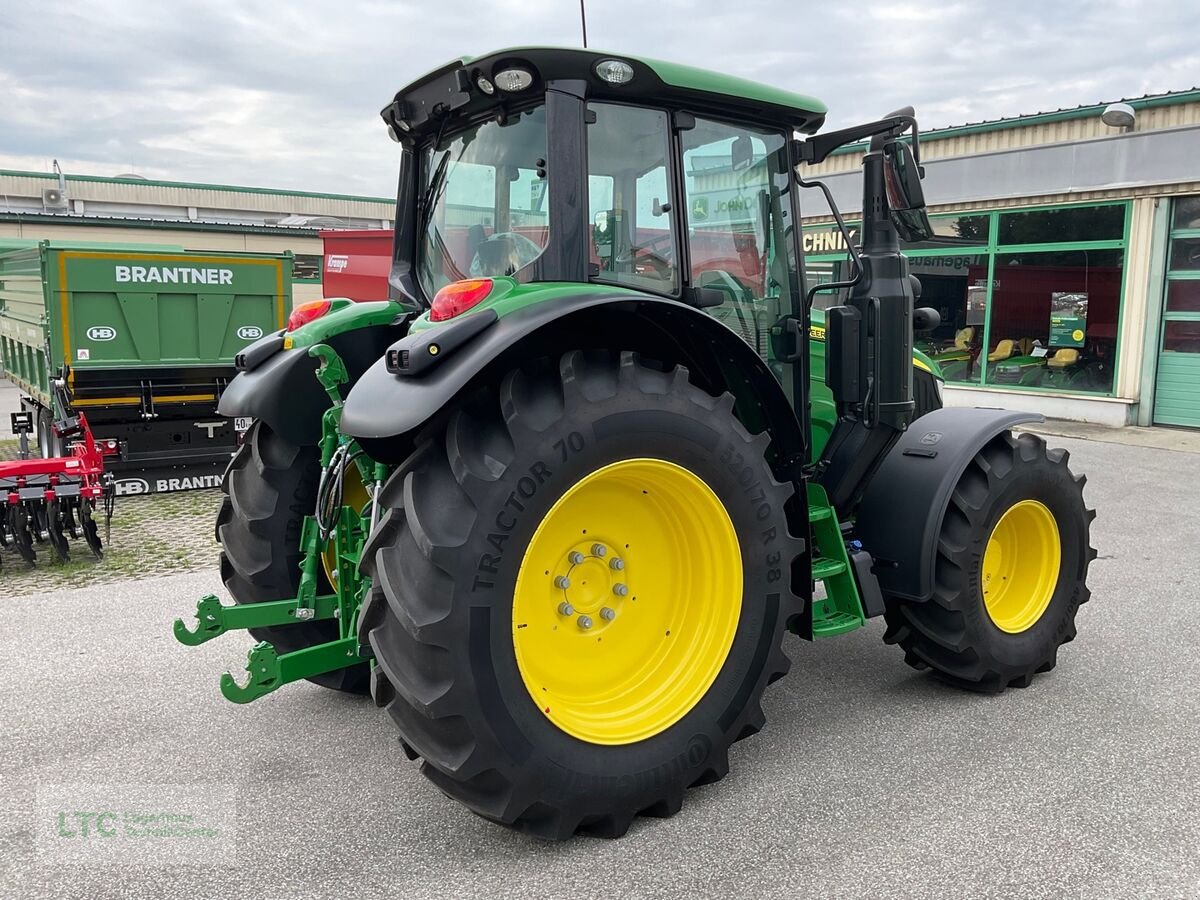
3;85;1199;428
802;87;1200;428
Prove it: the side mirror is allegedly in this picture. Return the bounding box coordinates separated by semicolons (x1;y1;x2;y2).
731;135;754;172
882;140;934;242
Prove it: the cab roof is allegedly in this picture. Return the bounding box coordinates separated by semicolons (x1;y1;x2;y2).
383;47;827;138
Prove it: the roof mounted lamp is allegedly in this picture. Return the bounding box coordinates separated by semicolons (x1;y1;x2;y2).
494;67;534;92
1101;102;1136;130
595;59;634;85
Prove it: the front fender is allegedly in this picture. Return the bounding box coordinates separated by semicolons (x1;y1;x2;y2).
340;292;806;477
855;407;1042;602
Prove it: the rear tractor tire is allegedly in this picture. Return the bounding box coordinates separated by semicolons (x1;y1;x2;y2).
883;430;1096;692
359;350;801;839
217;421;368;694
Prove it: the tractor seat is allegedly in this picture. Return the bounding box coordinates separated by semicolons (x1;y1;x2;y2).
954;327;975;350
1047;348;1080;369
987;339;1016;362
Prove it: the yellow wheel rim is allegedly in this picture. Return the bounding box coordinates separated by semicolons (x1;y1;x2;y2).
321;464;371;587
512;458;742;745
981;499;1061;633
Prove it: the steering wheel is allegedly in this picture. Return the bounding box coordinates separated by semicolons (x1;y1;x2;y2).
470;232;545;277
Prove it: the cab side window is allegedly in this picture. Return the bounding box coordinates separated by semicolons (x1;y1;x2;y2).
681;120;797;355
586;103;678;294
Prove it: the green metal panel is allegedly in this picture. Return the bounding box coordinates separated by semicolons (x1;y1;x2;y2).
0;241;293;404
1152;199;1200;428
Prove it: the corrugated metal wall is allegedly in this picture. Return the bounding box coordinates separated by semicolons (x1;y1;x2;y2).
0;172;393;220
0;220;322;256
806;101;1200;177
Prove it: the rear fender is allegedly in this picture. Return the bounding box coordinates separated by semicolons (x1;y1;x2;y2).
854;407;1042;602
340;292;807;478
218;307;409;446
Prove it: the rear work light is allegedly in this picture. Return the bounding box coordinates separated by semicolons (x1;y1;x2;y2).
287;299;332;331
430;279;493;322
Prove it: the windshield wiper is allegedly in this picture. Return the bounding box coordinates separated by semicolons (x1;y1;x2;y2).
420;150;451;228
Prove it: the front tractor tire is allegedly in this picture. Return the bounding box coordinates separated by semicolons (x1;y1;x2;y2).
883;431;1096;692
217;421;368;694
359;350;801;839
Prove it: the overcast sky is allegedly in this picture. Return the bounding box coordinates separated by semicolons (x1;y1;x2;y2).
1;0;1195;197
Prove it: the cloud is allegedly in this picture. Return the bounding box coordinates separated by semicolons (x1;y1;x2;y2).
0;0;1195;196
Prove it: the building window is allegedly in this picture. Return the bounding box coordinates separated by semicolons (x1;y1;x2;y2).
997;205;1125;245
294;254;322;281
802;201;1129;396
985;249;1122;393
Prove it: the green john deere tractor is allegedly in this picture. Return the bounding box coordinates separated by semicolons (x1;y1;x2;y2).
175;48;1095;840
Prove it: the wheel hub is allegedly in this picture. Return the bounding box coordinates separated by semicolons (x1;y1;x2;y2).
554;543;624;625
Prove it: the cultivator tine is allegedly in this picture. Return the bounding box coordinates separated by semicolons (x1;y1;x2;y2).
62;498;80;539
8;504;36;567
46;499;70;563
32;503;49;544
80;500;103;558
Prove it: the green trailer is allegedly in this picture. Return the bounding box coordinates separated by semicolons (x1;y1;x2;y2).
0;240;292;492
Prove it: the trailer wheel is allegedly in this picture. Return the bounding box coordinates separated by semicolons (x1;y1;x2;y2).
360;350;800;839
37;406;63;459
217;420;368;694
883;431;1095;692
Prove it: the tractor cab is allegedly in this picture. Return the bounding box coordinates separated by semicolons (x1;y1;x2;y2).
383;48;826;323
376;48;930;474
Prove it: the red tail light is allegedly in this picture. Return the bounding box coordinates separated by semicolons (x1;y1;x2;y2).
287;299;332;331
430;279;493;322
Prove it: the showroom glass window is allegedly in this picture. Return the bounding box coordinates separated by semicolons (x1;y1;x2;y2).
801;202;1129;396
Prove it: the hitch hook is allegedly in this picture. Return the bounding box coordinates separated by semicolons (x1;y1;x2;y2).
219;642;282;704
172;594;228;646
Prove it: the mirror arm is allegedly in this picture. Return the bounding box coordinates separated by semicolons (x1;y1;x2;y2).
795;114;918;166
794;172;864;308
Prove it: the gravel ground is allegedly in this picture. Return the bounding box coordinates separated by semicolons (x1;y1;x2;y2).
2;433;1199;900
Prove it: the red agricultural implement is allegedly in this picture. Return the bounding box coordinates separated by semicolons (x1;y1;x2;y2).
2;388;116;568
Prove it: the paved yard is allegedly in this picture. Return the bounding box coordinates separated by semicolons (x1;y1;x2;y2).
2;433;1198;899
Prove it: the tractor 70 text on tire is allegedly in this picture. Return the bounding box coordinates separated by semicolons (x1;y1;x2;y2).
175;48;1095;840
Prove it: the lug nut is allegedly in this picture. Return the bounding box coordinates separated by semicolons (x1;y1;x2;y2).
578;615;594;630
558;602;575;616
600;607;616;621
554;575;571;589
610;558;624;571
591;543;607;558
568;551;584;565
613;584;629;597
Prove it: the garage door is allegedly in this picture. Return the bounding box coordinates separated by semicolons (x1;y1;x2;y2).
1153;199;1200;428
